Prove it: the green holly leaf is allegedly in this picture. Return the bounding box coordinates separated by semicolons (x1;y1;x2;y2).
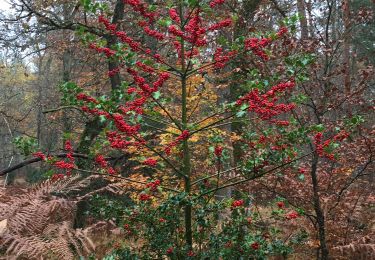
152;91;161;99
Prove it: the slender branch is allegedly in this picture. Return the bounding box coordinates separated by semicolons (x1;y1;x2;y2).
190;111;239;135
141;114;178;129
143;123;178;135
43;105;87;115
193;111;223;127
74;168;180;193
151;96;182;130
191;165;241;186
197;151;313;198
195;118;256;133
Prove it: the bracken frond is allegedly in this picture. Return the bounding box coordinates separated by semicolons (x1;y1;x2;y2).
332;243;375;260
0;175;97;259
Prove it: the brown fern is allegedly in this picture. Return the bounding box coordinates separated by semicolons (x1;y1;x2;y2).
332;236;375;260
0;177;95;259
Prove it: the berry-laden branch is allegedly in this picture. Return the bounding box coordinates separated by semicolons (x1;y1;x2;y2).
0;153;117;176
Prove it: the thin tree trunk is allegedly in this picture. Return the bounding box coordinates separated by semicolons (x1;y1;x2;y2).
179;3;193;246
310;152;329;260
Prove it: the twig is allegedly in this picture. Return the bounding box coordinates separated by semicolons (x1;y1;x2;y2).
74;168;180;193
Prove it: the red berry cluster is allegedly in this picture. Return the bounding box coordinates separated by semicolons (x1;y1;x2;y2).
236;81;296;120
314;130;349;160
89;43;116;57
277;201;285;209
251;242;260;250
95;154;117;175
214;145;223;157
33;141;75;180
108;67;121;77
54;160;75;170
95;155;107;168
245;26;288;60
76;93;99;104
209;0;225;8
208;18;232;31
245;37;272;60
231;199;244;209
135;61;155;73
165;130;190;155
54;140;75;177
77;93;111;117
106;131;144;149
33;151;46;161
140;22;165;40
166;247;174;254
333;130;350;142
314;132;334;160
146;179;161;191
169;8;180;23
143;158;157;167
51;173;65;181
139;193;152;201
285;210;299;220
124;0;157;22
213;47;237;69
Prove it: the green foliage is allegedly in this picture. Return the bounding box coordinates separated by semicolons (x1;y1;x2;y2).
95;191;306;259
345;115;365;128
12;136;38;156
81;0;109;13
86;195;133;224
102;248;140;260
60;82;83;105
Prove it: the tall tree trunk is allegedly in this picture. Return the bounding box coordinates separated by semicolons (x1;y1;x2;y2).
343;0;351;96
62;48;73;140
77;0;125;158
306;0;314;38
61;4;73;140
331;0;337;41
297;0;309;40
36;55;52;148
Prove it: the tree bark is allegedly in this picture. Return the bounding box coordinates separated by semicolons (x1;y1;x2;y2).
310;152;329;260
77;0;125;158
343;0;351;96
180;9;193;245
297;0;309;40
